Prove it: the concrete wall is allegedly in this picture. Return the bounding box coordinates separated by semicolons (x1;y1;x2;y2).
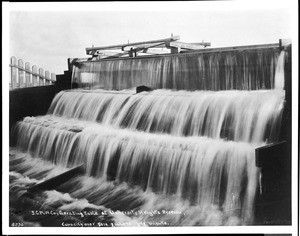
9;85;56;145
9;69;72;145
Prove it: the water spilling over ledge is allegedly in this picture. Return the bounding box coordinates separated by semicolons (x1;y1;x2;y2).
48;89;285;143
9;43;290;226
11;88;283;225
12;118;260;225
72;48;282;91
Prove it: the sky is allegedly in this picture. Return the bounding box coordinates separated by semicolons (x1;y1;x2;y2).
6;1;296;75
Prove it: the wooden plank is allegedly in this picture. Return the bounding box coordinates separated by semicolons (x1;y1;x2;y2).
27;164;85;193
51;73;56;82
25;62;31;87
93;50;130;59
95;50;125;56
86;35;180;55
18;59;24;88
180;43;280;54
122;42;166;51
32;65;38;86
10;56;17;89
100;51;130;59
169;41;210;50
92;43;167;58
194;42;211;47
142;48;169;55
124;43;166;50
45;71;50;85
39;68;44;86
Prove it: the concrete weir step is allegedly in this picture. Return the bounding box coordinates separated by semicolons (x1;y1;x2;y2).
27;164;85;193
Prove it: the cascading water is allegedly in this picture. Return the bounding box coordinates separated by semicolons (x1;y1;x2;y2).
72;48;280;91
48;89;284;143
9;49;287;227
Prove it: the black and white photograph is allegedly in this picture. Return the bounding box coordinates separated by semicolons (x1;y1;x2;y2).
2;1;298;235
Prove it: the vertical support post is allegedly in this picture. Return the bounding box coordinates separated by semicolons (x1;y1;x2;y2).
32;65;38;86
18;59;24;88
279;39;283;50
10;56;17;89
51;73;56;84
39;68;44;86
25;62;31;87
45;71;50;85
170;47;180;54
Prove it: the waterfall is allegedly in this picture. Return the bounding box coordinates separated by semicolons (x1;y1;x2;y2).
274;51;286;90
48;89;284;143
9;47;287;226
12;118;259;224
72;48;280;91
